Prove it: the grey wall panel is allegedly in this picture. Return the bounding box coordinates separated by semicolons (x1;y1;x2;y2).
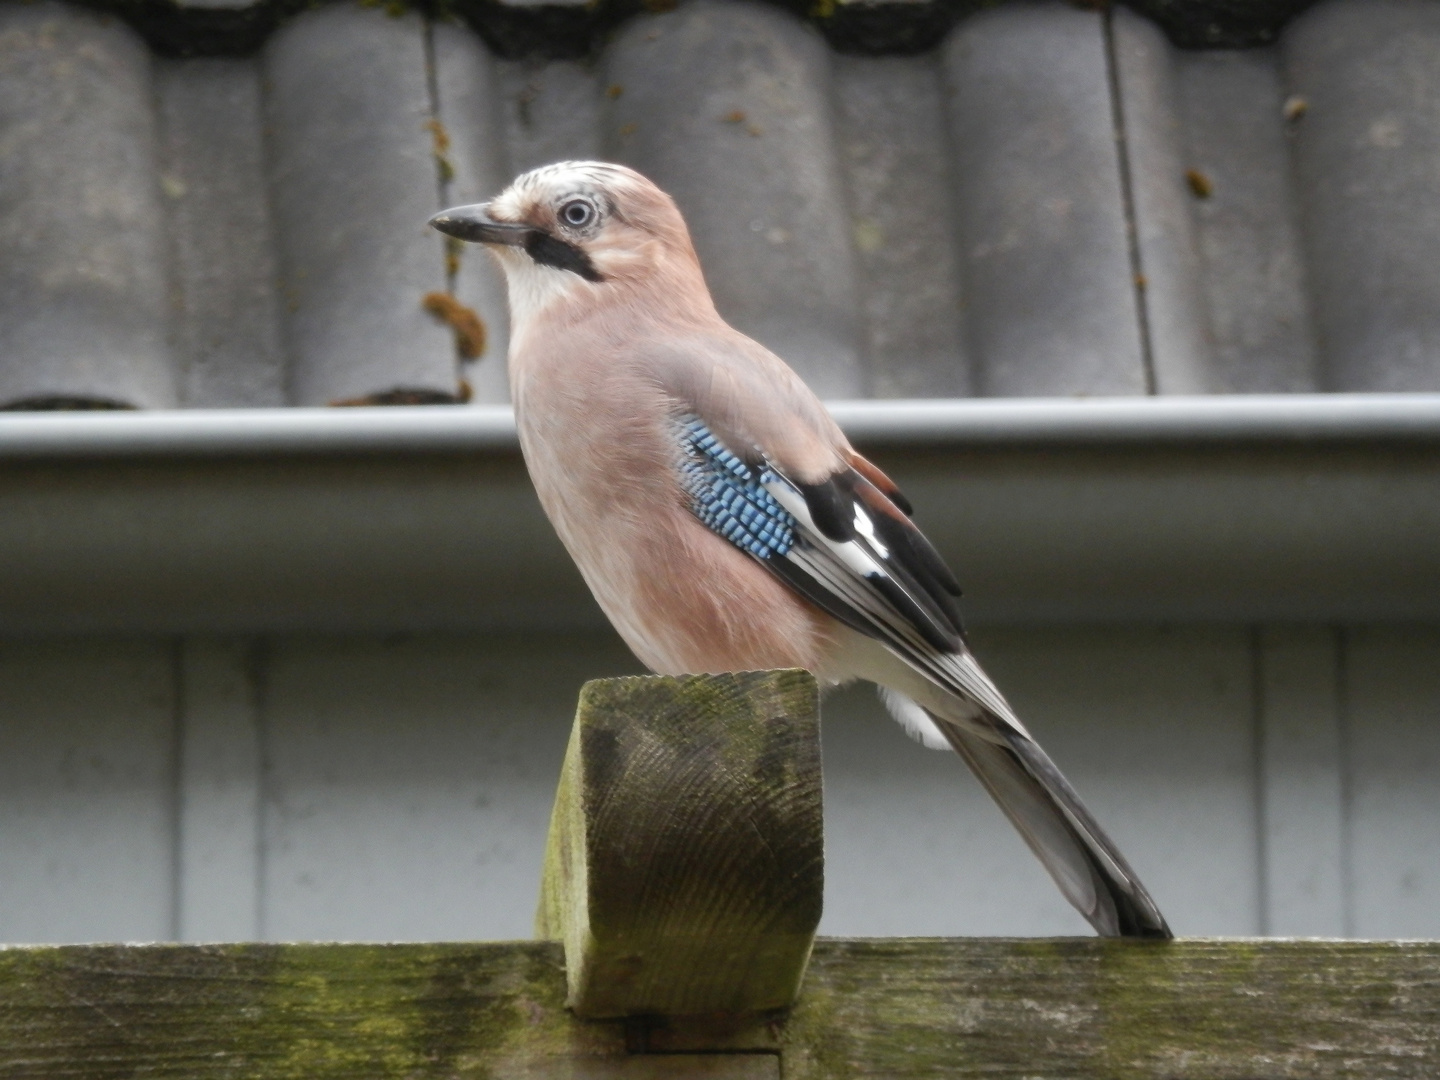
824;626;1262;936
942;3;1147;397
1;624;1437;943
263;5;456;406
970;626;1262;935
1257;626;1345;936
156;59;286;409
0;639;177;944
258;632;641;942
1112;9;1213;395
1345;626;1440;939
831;55;971;398
433;21;513;405
1284;0;1440;392
177;637;262;942
1175;49;1320;393
820;681;1089;937
603;0;863;397
0;2;177;409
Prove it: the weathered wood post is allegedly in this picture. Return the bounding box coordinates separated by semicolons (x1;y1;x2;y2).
535;669;823;1021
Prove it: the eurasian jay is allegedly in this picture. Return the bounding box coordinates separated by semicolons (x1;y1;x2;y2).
431;161;1171;939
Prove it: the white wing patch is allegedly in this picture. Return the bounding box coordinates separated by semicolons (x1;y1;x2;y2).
878;686;952;750
760;468;1031;740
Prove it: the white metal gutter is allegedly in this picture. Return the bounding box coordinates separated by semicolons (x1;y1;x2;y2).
0;394;1437;633
0;394;1438;458
831;394;1440;444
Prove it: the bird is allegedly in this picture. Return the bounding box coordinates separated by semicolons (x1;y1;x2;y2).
430;161;1172;939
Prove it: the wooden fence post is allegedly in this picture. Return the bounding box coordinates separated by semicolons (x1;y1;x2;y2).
535;669;823;1021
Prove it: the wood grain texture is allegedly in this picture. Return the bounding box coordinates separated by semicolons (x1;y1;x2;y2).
536;670;823;1019
0;939;1435;1077
785;938;1440;1078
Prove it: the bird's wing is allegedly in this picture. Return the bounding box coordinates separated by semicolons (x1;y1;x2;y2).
650;333;1026;729
642;331;852;483
673;411;1172;940
671;409;1022;729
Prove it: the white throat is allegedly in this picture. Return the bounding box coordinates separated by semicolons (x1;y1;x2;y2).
494;252;588;346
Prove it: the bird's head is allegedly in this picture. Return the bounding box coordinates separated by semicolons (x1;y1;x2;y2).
429;161;703;324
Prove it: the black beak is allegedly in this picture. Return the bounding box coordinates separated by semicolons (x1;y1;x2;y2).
428;203;532;246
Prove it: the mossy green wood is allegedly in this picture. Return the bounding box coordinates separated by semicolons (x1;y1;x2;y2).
535;669;825;1019
0;940;1437;1076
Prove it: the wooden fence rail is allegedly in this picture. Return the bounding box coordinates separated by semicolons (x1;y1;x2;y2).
1;672;1436;1077
1;938;1437;1077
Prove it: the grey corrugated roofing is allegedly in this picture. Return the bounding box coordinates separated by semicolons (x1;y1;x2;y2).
1;0;1437;410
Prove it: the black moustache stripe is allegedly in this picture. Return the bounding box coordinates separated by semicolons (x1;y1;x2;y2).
524;232;604;283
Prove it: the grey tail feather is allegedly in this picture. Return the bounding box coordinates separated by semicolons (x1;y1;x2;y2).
940;715;1172;940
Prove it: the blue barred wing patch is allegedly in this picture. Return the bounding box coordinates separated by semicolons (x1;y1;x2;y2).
676;415;796;559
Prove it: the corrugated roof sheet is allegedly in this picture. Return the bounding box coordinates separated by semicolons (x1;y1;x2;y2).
1;0;1437;409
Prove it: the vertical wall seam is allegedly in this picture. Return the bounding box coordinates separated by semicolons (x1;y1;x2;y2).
1250;625;1270;936
168;636;187;943
247;636;271;941
1102;8;1157;395
1334;625;1355;938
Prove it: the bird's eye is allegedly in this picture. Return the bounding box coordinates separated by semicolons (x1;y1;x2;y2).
560;200;595;228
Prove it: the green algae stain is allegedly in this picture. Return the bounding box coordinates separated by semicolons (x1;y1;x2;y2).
0;942;585;1079
252;943;593;1079
260;949;436;1077
1092;939;1440;1079
778;959;852;1080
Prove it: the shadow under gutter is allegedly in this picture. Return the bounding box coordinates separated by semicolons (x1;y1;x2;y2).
0;395;1437;634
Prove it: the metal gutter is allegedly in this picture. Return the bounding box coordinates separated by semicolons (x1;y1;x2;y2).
0;395;1439;458
0;394;1437;633
829;394;1440;445
0;405;521;458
